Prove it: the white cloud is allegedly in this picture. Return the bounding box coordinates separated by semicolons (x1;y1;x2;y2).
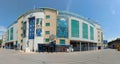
111;10;116;15
0;36;2;39
107;38;116;42
0;26;7;32
103;33;120;42
66;0;72;11
110;5;117;15
107;36;120;42
0;26;6;39
60;18;66;21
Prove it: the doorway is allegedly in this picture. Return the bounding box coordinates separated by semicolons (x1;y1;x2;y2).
70;40;80;51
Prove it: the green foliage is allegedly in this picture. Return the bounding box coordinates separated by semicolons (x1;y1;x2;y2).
0;39;2;45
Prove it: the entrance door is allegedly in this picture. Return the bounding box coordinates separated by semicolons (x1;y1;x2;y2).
81;43;88;51
38;44;43;52
70;41;80;51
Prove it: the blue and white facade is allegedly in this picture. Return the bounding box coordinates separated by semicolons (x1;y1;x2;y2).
22;11;45;51
5;21;18;49
4;8;103;52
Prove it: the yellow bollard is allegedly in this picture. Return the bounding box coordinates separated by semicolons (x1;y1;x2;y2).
117;45;120;51
119;46;120;51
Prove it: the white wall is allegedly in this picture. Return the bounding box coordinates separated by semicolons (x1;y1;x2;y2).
22;12;44;51
6;22;18;43
13;23;18;41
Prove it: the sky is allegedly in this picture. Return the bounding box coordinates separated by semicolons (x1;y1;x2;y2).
0;0;120;41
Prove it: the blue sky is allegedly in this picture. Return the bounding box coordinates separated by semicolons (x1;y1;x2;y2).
0;0;120;41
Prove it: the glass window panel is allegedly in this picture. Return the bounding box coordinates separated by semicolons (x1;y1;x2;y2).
60;39;65;44
46;23;50;26
71;19;79;37
57;17;68;38
46;31;50;34
46;15;50;19
10;27;13;40
82;23;88;39
45;38;49;42
90;26;94;40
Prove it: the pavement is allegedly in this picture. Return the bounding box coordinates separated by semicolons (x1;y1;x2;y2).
0;48;120;64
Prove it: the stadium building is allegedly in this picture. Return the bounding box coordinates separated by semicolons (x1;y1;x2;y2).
4;8;103;52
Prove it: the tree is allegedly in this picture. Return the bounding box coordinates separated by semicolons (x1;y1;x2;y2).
0;39;2;46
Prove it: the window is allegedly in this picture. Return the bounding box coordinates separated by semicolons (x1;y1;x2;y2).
45;38;49;42
36;18;42;25
46;23;50;26
36;18;42;36
45;31;50;34
90;26;94;40
7;30;9;41
82;23;88;39
10;27;13;40
23;22;27;37
60;39;65;44
71;19;79;37
21;34;23;37
98;39;100;42
36;18;39;25
98;31;100;34
21;40;23;42
101;32;103;42
21;27;23;30
36;29;42;36
46;15;50;19
98;35;100;37
57;17;68;38
16;41;18;45
21;21;23;24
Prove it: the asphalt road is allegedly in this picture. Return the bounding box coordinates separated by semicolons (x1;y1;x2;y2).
0;49;120;64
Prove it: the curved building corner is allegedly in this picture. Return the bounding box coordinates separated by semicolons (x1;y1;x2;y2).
4;7;103;52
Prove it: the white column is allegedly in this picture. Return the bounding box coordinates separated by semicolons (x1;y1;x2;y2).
26;19;30;51
34;18;36;52
79;20;82;39
69;18;71;39
88;26;90;40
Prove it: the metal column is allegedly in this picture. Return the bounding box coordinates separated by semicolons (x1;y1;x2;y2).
88;43;90;51
79;42;81;51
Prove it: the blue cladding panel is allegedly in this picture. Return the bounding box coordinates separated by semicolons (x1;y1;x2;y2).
57;17;68;38
29;17;35;39
36;18;42;36
36;29;42;36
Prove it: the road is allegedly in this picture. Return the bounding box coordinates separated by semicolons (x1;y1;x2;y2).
0;49;120;64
